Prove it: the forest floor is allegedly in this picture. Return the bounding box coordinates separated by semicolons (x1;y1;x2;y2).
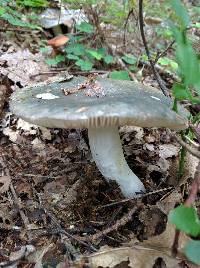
0;3;199;267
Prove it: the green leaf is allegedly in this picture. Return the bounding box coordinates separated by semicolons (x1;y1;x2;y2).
65;44;85;56
103;54;114;64
66;54;80;60
97;47;106;56
184;240;200;265
87;49;103;60
141;54;148;61
172;83;192;100
122;54;137;65
129;65;137;72
171;0;190;29
75;59;93;71
171;26;200;95
0;7;6;16
45;55;65;66
190;97;200;105
157;57;178;70
39;46;49;53
109;71;130;80
169;205;200;236
1;12;40;29
76;22;94;33
17;0;49;7
192;22;200;29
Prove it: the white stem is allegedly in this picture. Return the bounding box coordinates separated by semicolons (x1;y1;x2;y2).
88;126;145;197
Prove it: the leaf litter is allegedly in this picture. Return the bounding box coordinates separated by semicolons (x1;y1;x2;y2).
0;29;197;268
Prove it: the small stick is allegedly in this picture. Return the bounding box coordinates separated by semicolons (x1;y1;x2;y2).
174;135;200;159
154;40;175;63
98;187;173;208
9;182;30;228
138;0;169;96
0;156;30;228
88;206;139;242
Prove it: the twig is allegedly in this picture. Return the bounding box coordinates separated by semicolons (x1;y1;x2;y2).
0;27;40;33
140;60;180;82
0;156;30;228
172;229;180;257
41;208;98;254
138;0;169;96
184;161;200;207
58;229;98;252
154;40;175;63
98;187;173;208
185;136;199;148
30;70;108;79
9;182;30;228
174;135;200;159
88;206;139;242
123;9;134;46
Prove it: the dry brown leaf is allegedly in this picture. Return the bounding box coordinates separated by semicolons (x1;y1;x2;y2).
157;190;183;215
159;144;180;159
3;127;19;142
75;246;182;268
0;49;48;87
141;223;189;253
0;175;11;193
74;223;196;268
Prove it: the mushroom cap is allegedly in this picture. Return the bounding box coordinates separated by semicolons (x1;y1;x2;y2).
47;35;69;47
10;76;188;130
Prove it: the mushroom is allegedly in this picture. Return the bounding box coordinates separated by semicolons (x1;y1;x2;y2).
47;35;69;56
10;76;188;197
47;35;69;48
39;8;87;35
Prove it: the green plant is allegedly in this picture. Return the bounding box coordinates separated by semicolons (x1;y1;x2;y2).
44;22;115;70
169;205;200;265
170;0;200;104
168;0;200;265
109;71;130;80
16;0;48;7
0;0;41;29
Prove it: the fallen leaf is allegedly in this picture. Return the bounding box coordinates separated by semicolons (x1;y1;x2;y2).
40;127;52;140
17;118;38;135
3;127;18;142
0;50;48;87
157;190;183;214
74;223;196;268
0;175;11;193
31;138;45;150
159;144;180;159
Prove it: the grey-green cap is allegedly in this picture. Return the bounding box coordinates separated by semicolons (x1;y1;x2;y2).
10;76;188;130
